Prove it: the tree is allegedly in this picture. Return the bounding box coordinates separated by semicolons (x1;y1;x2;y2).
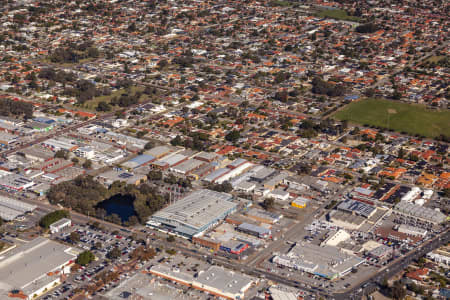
167;235;175;242
130;246;156;262
262;198;275;210
390;281;406;300
94;242;102;250
107;247;121;260
311;77;347;97
398;147;405;159
207;182;233;193
128;215;139;226
225;130;241;142
70;231;80;243
355;23;379;33
96;101;111;112
39;210;70;229
392;89;402;100
296;162;312;175
82;159;92;169
147;170;163;181
76;250;95;266
144;141;155;150
54;150;68;159
0;98;33;119
170;135;183;146
136;131;147;138
443;188;450;198
107;213;122;225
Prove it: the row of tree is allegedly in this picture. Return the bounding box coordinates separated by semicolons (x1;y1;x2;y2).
311;77;348;97
39;210;70;229
49;41;100;64
0;98;33;119
63;80;111;104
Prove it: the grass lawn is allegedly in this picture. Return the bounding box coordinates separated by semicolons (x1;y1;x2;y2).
269;0;293;6
315;9;361;22
334;98;450;138
81;86;148;111
425;55;446;64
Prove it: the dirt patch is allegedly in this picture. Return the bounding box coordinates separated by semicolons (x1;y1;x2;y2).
387;108;397;114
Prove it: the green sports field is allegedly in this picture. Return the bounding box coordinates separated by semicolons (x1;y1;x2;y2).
315;9;361;22
334;98;450;138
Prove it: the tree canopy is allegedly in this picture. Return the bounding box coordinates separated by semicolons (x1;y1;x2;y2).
76;250;95;266
0;98;33;119
39;210;70;229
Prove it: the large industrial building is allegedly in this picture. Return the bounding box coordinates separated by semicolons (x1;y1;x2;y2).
0;195;36;221
147;189;237;238
149;265;255;300
0;173;34;191
0;237;76;300
272;242;364;280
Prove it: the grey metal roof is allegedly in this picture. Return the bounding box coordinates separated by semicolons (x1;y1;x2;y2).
337;199;376;218
237;222;271;235
0;195;36;221
149;189;236;236
395;201;446;224
195;266;254;296
0;237;76;293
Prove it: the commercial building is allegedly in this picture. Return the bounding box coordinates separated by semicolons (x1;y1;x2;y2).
0;173;34;191
73;146;95;159
0;131;18;146
426;249;450;266
0;237;76;300
337;199;377;218
147;189;237;238
122;154;155;169
245;208;282;224
41;138;78;152
397;224;427;237
192;236;221;251
170;158;205;175
267;188;290;201
368;244;393;260
250;167;276;183
194;151;220;163
272;242;364;280
236;222;271;239
269;287;298;300
104;272;188;300
104;132;147;150
291;196;310;208
321;229;351;247
329;210;366;230
20;145;54;162
203;168;230;183
394;201;447;226
152;153;187;170
149;265;255;300
49;218;72;234
0;195;37;221
144;145;176;159
195;266;254;300
190;162;217;180
220;240;249;255
284;176;310;191
96;169;147;186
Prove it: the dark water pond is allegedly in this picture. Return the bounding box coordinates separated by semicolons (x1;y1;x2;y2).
96;194;136;222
